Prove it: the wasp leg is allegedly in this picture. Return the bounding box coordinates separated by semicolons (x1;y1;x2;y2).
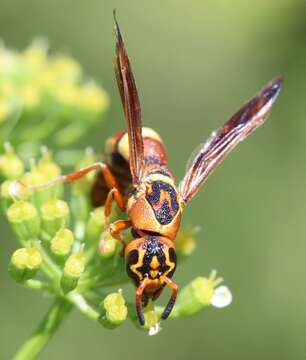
135;278;149;326
104;187;125;225
161;277;178;320
109;219;132;254
18;162;115;189
142;293;150;308
17;162;125;218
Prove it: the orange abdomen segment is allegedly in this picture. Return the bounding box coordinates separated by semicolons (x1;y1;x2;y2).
143;137;167;166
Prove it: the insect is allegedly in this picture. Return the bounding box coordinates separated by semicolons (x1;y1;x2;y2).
21;13;282;326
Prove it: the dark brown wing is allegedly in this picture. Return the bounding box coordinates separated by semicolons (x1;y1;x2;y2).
114;12;144;185
179;77;282;204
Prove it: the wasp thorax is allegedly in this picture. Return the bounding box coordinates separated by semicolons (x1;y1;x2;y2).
125;235;177;287
127;178;182;240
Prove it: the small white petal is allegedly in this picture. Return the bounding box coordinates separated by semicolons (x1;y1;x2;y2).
8;181;22;198
211;286;232;308
148;322;162;336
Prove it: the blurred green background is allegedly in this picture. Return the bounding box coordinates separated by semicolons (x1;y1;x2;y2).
1;0;306;359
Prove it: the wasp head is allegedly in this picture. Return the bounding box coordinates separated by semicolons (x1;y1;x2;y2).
125;234;177;288
124;234;177;325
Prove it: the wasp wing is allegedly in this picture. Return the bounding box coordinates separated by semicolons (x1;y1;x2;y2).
179;77;282;204
114;12;144;185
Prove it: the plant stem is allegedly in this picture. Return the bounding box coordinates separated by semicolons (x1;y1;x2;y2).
67;292;99;321
12;298;73;360
37;242;62;280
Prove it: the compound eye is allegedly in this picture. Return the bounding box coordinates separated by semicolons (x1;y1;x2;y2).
126;249;138;265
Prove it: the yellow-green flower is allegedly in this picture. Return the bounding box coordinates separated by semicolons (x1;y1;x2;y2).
41;199;70;238
9;247;42;282
7;201;40;241
0;143;24;179
51;228;74;257
61;251;86;293
50;55;81;84
20;39;48;69
99;290;128;328
19;83;41;109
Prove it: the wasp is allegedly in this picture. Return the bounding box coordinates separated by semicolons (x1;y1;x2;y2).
21;13;282;325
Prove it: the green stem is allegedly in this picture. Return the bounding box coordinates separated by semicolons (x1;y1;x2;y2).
66;292;99;321
12;298;73;360
37;243;62;280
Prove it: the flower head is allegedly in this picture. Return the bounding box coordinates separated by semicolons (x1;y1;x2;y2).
0;39;109;154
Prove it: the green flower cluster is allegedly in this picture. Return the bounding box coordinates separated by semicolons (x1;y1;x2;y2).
0;39;109;157
1;145;232;358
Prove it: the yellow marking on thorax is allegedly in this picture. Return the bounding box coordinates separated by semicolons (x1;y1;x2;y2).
118;127;163;161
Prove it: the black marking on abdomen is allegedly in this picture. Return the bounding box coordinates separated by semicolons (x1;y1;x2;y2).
146;181;179;225
144;156;162;165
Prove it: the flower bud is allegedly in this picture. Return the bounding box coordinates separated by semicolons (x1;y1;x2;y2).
50;55;81;84
50;228;74;257
37;147;61;179
22;163;51;207
174;271;229;317
0;180;13;211
20;84;41;109
86;207;106;244
37;148;63;198
99;291;127;329
178;277;214;314
79;83;109;113
21;39;48;69
0;143;24;179
5;180;30;201
40;199;70;239
144;308;161;336
1;180;29;212
61;251;85;293
98;232;117;259
9;247;42;282
7;201;40;241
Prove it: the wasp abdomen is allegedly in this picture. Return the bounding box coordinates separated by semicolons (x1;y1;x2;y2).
143;137;167;166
